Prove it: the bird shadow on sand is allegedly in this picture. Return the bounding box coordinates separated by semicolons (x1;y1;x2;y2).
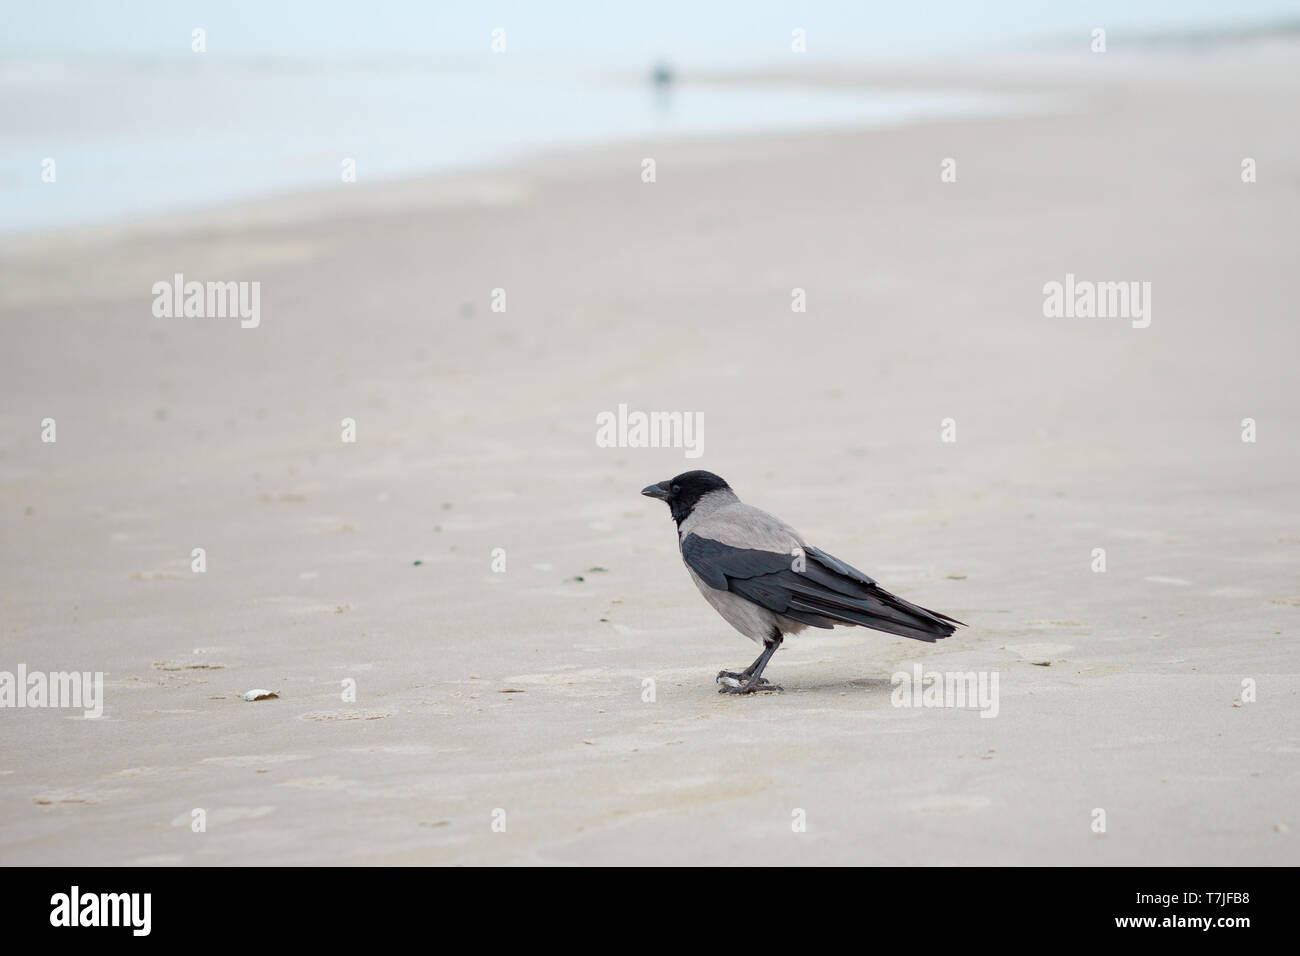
782;675;896;695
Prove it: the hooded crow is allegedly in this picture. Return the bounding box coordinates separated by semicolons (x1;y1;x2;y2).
642;470;963;694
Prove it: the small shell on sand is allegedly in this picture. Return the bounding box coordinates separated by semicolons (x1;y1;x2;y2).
243;689;279;702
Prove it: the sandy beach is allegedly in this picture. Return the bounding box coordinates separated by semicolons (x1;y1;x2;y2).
1;50;1298;866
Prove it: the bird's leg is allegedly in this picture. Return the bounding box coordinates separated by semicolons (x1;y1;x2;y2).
717;637;783;694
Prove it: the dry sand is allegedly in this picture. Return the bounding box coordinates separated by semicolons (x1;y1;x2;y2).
1;52;1297;865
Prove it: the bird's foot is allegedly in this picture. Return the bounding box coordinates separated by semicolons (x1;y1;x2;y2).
716;671;782;694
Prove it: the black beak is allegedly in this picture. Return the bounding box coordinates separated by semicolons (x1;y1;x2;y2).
641;481;671;501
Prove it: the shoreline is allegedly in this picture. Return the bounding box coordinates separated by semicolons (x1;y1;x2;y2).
8;39;1298;248
1;83;1041;245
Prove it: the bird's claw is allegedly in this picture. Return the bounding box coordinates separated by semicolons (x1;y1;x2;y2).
716;672;783;694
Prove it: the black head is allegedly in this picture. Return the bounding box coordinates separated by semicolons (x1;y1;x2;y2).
641;470;732;524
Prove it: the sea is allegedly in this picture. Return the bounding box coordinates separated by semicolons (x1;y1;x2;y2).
1;0;1296;234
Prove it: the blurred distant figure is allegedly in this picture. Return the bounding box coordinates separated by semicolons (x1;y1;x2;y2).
651;59;675;112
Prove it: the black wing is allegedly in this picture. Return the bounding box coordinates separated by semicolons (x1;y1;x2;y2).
681;535;962;642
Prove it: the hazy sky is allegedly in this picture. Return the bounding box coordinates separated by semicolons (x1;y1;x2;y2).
4;0;1299;63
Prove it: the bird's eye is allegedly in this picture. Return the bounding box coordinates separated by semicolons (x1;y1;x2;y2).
671;484;680;494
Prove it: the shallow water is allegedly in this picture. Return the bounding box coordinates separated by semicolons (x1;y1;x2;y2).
0;58;1020;234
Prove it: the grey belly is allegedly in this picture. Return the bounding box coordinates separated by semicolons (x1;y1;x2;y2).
686;568;808;646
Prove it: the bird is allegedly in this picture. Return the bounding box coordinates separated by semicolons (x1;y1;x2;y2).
642;470;963;694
